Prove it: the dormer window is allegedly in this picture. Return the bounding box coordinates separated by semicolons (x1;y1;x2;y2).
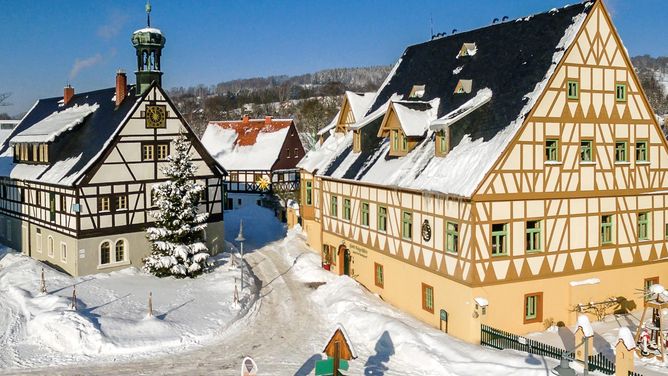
390;129;409;156
409;85;426;99
435;129;450;157
353;130;361;152
458;43;477;58
454;80;473;94
13;143;49;164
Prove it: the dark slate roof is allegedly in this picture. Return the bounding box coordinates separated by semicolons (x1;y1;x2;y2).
304;1;595;196
0;86;139;185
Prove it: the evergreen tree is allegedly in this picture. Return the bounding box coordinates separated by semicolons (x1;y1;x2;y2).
143;135;210;278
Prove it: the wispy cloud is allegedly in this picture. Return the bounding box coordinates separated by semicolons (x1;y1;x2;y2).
97;10;129;40
69;53;104;80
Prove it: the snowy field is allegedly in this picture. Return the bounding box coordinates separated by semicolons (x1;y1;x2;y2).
0;204;632;375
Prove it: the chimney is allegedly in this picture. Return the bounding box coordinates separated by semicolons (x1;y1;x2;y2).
115;70;127;107
264;116;272;125
63;85;74;105
242;115;250;124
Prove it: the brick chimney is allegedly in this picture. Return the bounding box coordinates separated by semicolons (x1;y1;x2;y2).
265;116;272;125
242;115;250;124
63;85;74;105
115;70;127;107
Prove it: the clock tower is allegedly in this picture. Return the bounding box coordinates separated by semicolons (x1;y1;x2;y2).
131;1;166;95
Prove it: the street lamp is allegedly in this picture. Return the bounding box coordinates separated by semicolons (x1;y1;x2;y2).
235;219;246;291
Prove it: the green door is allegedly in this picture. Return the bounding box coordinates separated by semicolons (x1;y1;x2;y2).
343;249;351;276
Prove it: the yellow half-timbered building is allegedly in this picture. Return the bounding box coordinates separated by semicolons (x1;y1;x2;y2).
298;0;668;343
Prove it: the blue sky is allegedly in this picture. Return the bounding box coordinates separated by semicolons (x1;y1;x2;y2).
0;0;666;116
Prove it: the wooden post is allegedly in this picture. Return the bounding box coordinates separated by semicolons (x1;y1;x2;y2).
234;283;239;305
40;268;46;294
333;341;340;376
615;339;635;375
148;291;153;317
574;326;594;362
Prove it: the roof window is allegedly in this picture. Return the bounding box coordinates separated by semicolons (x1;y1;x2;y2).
409;85;426;99
454;80;473;94
458;43;477;58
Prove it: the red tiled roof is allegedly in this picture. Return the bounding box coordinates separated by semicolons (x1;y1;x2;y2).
207;116;293;146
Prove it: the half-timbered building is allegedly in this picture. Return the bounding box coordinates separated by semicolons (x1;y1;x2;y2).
298;0;668;343
202;116;304;211
316;91;375;145
0;13;226;276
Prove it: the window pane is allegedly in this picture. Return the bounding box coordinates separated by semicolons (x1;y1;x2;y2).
101;242;110;264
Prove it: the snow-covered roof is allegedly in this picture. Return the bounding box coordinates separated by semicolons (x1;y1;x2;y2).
300;2;593;197
316;91;375;137
390;99;439;137
202;118;294;171
11;103;99;144
617;327;635;350
323;323;358;359
317;111;339;136
133;27;163;35
576;315;594;337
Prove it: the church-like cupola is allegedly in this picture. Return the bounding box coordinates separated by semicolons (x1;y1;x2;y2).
132;1;166;95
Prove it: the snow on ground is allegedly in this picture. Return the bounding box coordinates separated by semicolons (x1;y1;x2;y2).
0;245;253;370
280;228;563;376
526;311;668;375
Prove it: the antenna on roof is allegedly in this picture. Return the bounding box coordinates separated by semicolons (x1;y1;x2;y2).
429;15;434;40
145;0;152;27
502;16;509;22
492;18;499;24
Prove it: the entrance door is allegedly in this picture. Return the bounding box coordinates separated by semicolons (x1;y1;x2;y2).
338;245;351;276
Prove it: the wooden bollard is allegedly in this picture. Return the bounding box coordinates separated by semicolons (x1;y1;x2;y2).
40;268;46;294
71;285;77;310
148;291;153;317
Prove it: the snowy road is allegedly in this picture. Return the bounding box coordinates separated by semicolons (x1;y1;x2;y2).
1;241;325;376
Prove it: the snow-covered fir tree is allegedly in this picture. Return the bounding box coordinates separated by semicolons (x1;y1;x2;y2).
143;135;210;278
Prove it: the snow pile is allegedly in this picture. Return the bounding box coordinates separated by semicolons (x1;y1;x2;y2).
576;315;594;337
617;326;635;350
11;103;99;143
569;277;600;287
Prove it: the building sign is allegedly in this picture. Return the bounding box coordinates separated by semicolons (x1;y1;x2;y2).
348;243;368;258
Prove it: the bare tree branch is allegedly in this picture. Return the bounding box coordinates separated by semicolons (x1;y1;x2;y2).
0;93;11;107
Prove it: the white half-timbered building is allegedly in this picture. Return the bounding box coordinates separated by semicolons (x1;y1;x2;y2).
0;15;225;276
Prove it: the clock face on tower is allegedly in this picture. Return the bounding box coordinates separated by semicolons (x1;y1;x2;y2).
145;105;166;128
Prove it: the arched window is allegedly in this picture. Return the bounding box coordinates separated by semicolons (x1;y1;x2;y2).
100;241;111;264
48;236;54;258
115;240;125;262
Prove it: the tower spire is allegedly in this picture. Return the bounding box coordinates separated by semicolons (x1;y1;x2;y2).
146;0;152;27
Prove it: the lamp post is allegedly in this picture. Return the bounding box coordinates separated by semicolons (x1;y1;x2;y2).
235;219;246;291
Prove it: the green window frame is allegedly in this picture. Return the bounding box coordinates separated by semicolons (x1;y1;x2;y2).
601;215;614;245
524;293;542;323
305;181;312;205
638;212;650;241
615;83;627;102
374;263;384;288
526;220;542;252
391;130;399;151
343;198;351;220
378;206;387;232
402;211;413;239
361;202;369;226
491;223;508;256
567;80;579;99
615;141;627;162
422;283;434;313
636;141;648;162
330;196;338;218
438;130;447;153
446;222;459;254
545;139;559;162
401;132;408;151
49;192;56;222
580;140;593;162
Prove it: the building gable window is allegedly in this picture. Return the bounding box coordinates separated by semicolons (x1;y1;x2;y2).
636;141;648;162
330;196;338;218
436;130;449;157
157;143;169;160
601;215;614;244
100;241;111;265
491;223;508;256
116;195;128;210
13;143;49;164
286;148;291;158
615;141;627;162
353;130;361;152
142;144;154;161
446;222;458;254
391;130;399;152
98;196;111;212
294;148;299;159
409;84;426;98
454;79;472;94
580;140;593;162
545;139;559;162
567;80;579;99
374;263;384;288
361;202;369;226
402;211;413;239
524;292;543;324
615;83;627;102
422;283;434;313
526;220;542;253
343;198;351;220
638;212;650;241
378;206;387;232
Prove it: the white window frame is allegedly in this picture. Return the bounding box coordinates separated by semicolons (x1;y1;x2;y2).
60;241;67;263
47;236;54;258
36;232;42;253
